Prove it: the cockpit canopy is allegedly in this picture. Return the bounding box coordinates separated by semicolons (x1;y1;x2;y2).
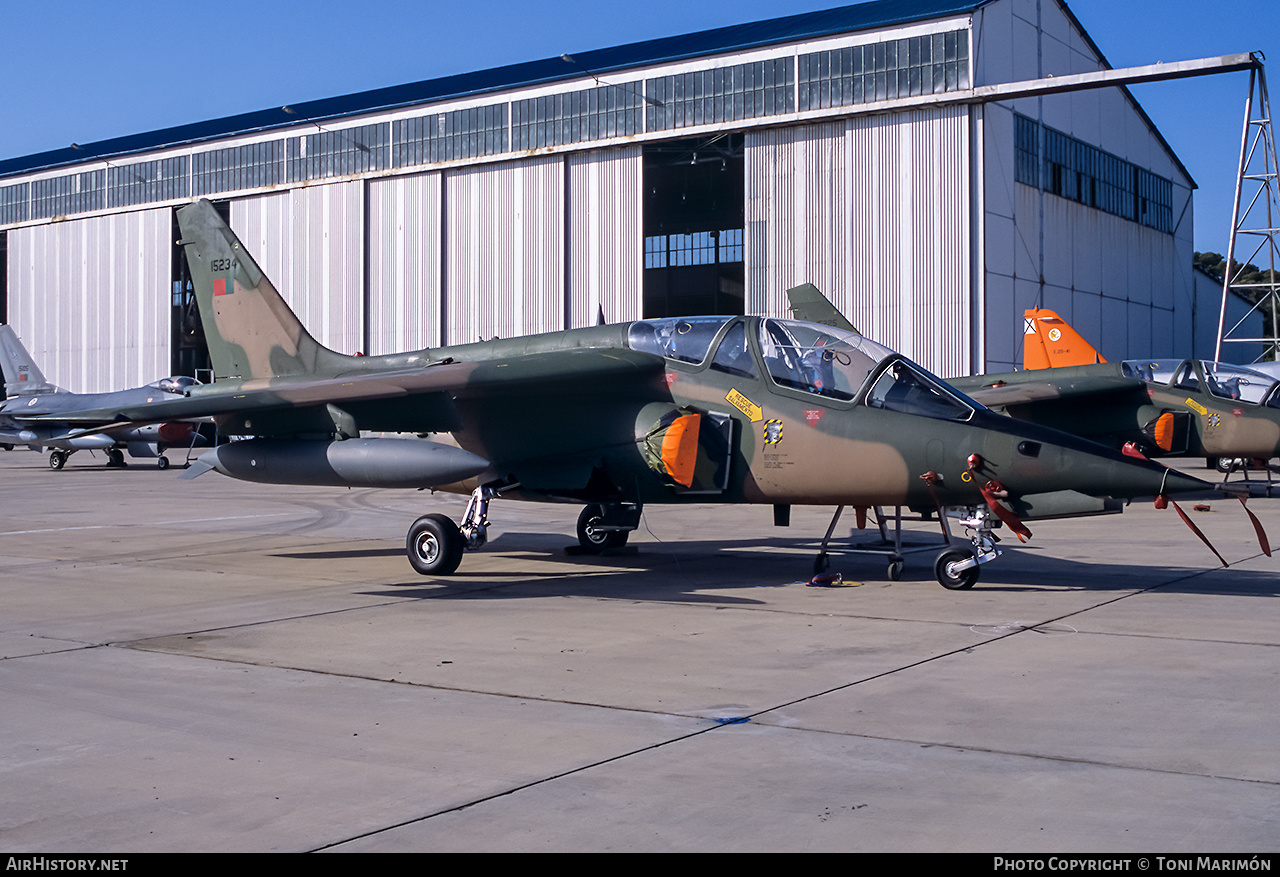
627;317;734;365
147;375;201;395
628;316;976;421
1122;359;1280;406
756;318;896;401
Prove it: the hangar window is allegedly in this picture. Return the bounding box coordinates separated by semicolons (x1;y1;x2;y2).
798;29;969;110
1014;115;1039;188
31;170;103;220
193;141;284;196
646;59;793;132
287;123;390;183
396;104;509;165
108;156;189;208
1017;114;1174;234
0;183;28;225
513;86;641;150
645;229;742;269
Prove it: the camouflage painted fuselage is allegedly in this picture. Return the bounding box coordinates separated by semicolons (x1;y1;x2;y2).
953;361;1280;460
165;316;1206;513
21;199;1209;514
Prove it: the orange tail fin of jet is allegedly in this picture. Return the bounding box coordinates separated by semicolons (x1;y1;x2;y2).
1023;309;1107;369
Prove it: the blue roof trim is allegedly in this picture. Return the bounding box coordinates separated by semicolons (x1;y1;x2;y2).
0;0;987;179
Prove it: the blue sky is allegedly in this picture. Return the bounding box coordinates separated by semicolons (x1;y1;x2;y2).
2;0;1275;254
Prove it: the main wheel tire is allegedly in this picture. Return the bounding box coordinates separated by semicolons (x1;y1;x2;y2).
1;443;12;451
576;504;629;553
157;456;170;470
107;449;126;468
406;514;464;576
935;548;979;590
49;451;66;471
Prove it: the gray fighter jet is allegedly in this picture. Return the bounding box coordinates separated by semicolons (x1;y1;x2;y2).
0;324;204;470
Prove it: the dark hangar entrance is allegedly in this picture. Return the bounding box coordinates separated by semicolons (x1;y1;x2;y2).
170;201;225;381
642;134;745;318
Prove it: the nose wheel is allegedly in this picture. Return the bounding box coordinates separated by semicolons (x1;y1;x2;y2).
934;548;979;589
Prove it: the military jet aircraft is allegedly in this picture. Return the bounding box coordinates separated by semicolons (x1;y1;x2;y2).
786;286;1280;471
948;315;1280;470
0;324;205;470
28;199;1221;587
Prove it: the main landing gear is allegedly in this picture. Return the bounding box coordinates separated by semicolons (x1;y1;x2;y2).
404;489;642;575
575;503;638;552
813;503;1001;589
47;448;131;471
406;485;496;575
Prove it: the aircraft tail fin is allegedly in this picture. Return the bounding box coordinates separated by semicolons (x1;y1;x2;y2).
0;325;59;397
175;199;347;382
1022;309;1106;369
785;284;859;334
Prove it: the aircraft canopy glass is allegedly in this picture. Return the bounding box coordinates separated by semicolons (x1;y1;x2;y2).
147;376;201;395
865;360;975;422
1121;359;1184;384
757;318;895;401
628;317;733;365
1122;358;1279;405
1199;362;1278;404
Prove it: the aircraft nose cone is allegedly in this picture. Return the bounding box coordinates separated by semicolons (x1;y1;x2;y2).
980;419;1213;500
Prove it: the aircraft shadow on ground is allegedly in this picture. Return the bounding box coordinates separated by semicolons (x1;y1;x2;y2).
261;530;1280;603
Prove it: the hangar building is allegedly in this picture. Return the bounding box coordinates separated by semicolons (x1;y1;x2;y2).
0;0;1202;393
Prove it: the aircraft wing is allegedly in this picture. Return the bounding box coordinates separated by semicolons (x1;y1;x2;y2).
953;373;1144;409
11;347;666;431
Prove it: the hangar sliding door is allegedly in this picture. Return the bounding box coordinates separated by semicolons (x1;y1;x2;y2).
231;182;365;356
745;122;849;321
367;172;444;354
8;207;170;393
847;106;970;377
445;155;563;346
746;108;971;378
567;147;642;329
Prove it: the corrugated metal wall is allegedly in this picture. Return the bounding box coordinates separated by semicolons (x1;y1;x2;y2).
8;208;169;393
231;182;366;355
847;107;971;377
747;108;970;377
445;156;564;345
367;172;443;353
746;121;849;320
567;147;643;328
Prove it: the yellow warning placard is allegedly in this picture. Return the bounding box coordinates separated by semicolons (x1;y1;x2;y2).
1184;398;1208;416
726;388;763;422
